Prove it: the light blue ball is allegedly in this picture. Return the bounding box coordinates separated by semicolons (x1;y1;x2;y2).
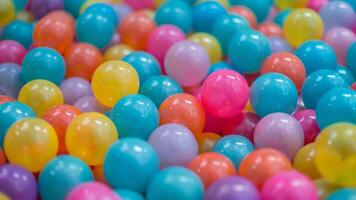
274;9;291;27
192;1;227;33
104;138;159;192
228;29;271;73
146;166;204;200
110;94;159;140
229;0;272;23
0;101;35;147
114;189;144;200
335;65;355;85
84;3;118;27
63;0;86;18
295;40;337;75
0;63;23;98
208;61;234;76
327;188;356;200
302;69;347;109
346;42;356;77
250;73;298;117
21;47;65;85
2;20;33;48
122;51;162;83
316;88;356;129
212;135;254;169
39;155;94;200
13;0;27;11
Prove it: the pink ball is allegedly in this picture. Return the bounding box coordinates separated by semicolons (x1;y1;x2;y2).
265;6;277;22
324;27;356;65
164;41;210;87
123;0;153;10
0;40;26;65
66;182;120;200
147;25;186;65
261;171;318;200
293;109;320;145
201;70;249;119
308;0;328;11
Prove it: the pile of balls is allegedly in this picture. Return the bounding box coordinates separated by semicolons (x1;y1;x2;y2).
0;0;356;199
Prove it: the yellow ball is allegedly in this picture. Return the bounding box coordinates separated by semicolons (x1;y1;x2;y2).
0;0;16;26
154;0;166;8
244;100;254;113
66;112;118;166
0;192;10;200
188;33;222;64
284;8;324;47
4;118;58;172
315;123;356;187
18;80;64;117
293;143;321;179
16;10;34;22
80;0;110;14
274;0;308;10
92;60;139;107
314;179;340;200
103;44;134;61
196;0;230;9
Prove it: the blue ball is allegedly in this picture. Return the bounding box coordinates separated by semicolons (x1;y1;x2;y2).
63;0;86;17
155;1;192;33
0;63;23;98
39;155;94;200
212;135;254;169
178;0;197;4
229;0;272;23
295;40;337;75
139;75;183;107
114;189;144;200
192;1;227;33
0;101;35;147
104;138;159;192
339;0;356;12
110;94;159;140
335;65;355;85
274;9;291;27
122;51;162;83
302;69;347;109
212;13;250;54
146;166;204;200
228;29;271;73
13;0;27;11
250;73;298;117
2;20;33;48
316;88;356;129
346;42;356;77
84;3;118;27
208;61;234;76
327;188;356;200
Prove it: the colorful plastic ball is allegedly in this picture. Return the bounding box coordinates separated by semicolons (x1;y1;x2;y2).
74;96;109;113
0;164;37;200
192;1;227;33
39;155;94;200
164;41;210;87
293;109;320;144
228;29;271;73
316;88;356;129
327;189;356;200
0;147;6;164
335;65;355;85
293;143;321;180
84;3;118;27
308;0;328;11
148;123;198;168
347;42;356;77
114;189;144;200
274;0;308;10
63;0;86;17
268;36;293;53
91;60;139;108
196;132;221;153
42;105;81;154
123;0;153;10
238;148;292;188
64;43;103;80
207;61;233;76
30;0;63;19
4;118;58;172
92;165;107;184
273;8;291;27
104;138;159;192
60;77;93;105
258;22;283;37
66;112;118;166
222;112;260;141
352;82;356;90
79;0;111;14
0;63;22;98
103;44;133;61
229;6;257;28
146;166;204;200
284;8;324;47
66;182;120;200
320;1;356;31
314;179;340;200
0;40;26;65
18;79;64;117
112;3;133;24
188;33;222;63
1;20;33;48
229;0;272;22
0;0;15;26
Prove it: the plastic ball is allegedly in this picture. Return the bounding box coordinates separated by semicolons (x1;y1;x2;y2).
104;138;159;192
314;179;340;200
148;123;198;168
60;77;92;105
92;165;107;184
1;20;33;48
229;6;257;28
91;60;139;108
222;112;260;141
74;96;109;113
228;29;271;73
79;0;111;14
84;3;118;27
0;147;6;165
110;94;159;140
274;0;308;10
0;164;37;200
268;36;293;53
327;189;356;200
273;8;291;26
188;32;222;63
258;22;283;37
63;0;86;17
347;42;356;77
4;118;58;172
284;8;324;47
335;65;355;85
196;132;221;153
30;0;63;19
207;61;233;76
146;166;204;200
0;40;26;65
114;189;144;200
42;104;81;154
293;143;321;179
103;44;133;61
39;155;94;200
66;182;120;200
316;88;356;129
0;63;22;98
238;148;292;188
320;1;356;31
18;80;64;117
123;0;153;11
0;0;16;26
16;10;34;22
293;109;320;144
66;112;118;166
229;0;272;22
192;1;227;33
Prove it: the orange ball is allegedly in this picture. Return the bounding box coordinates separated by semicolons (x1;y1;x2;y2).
119;12;156;50
92;165;108;184
0;95;14;105
188;152;236;189
238;148;292;189
257;22;283;37
33;11;74;53
261;52;306;90
42;104;81;154
159;93;205;135
0;147;6;165
196;132;221;153
64;43;103;80
229;6;257;28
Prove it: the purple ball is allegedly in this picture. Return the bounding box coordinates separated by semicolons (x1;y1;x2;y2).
148;123;198;168
30;0;64;19
0;63;23;98
112;3;132;23
320;1;356;31
73;96;109;113
268;36;293;53
60;77;92;105
0;164;37;200
205;176;260;200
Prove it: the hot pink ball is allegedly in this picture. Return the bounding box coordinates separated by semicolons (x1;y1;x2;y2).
324;27;356;65
123;0;153;10
352;82;356;90
201;70;249;119
66;182;120;200
293;109;320;145
308;0;328;11
0;40;26;65
261;171;318;200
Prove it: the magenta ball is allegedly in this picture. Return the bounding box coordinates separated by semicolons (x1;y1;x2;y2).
201;70;249;119
60;77;93;105
74;96;109;113
123;0;153;11
261;171;318;200
308;0;328;11
164;41;210;87
320;1;356;31
293;109;320;145
253;112;304;160
0;40;26;65
66;182;120;200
